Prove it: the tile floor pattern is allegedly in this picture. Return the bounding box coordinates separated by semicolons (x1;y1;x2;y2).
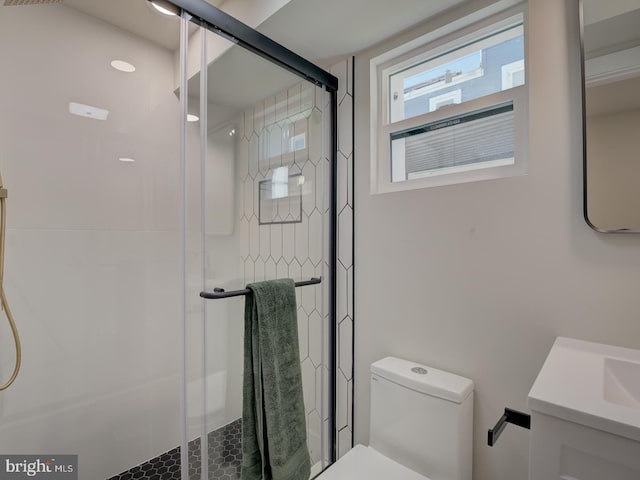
107;419;242;480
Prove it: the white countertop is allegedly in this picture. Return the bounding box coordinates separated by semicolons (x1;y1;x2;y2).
528;337;640;442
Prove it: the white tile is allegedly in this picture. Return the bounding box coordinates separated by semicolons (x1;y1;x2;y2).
265;257;276;280
295;217;309;260
316;159;330;214
288;84;301;118
297;307;309;360
282;223;295;263
249;216;259;260
244;258;255;284
347;379;353;429
238;218;249;261
315;365;329;416
301;259;316;313
337;371;349;430
339;317;353;380
314;281;326;316
315;84;329;110
337;263;348;322
268;124;282;170
338;207;353;268
347;155;353;207
276;258;288;279
259;131;270;175
307;410;322;464
270;224;282;261
347;57;354;97
338;427;352;459
301;161;317;216
259;224;270;260
288;258;302;284
243;178;254;219
301;358;315;413
308;107;324;165
248;134;259;178
338;151;348;211
293;117;309;164
338;95;353;157
308;210;322;266
308;310;322;367
275;90;287;122
301;81;314;114
253;100;264;134
254;258;265;282
264;95;276;126
347;265;354;319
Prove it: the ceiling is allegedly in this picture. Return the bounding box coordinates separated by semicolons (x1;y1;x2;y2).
62;0;213;50
62;0;468;62
61;0;470;115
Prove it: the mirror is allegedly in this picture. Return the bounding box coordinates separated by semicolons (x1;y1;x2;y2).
581;0;640;232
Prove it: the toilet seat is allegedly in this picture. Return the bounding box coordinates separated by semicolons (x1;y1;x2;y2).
316;445;431;480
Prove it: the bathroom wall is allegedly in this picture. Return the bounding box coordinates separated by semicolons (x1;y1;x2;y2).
353;0;640;479
0;5;182;479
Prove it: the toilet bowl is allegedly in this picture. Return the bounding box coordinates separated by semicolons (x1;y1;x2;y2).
317;357;474;480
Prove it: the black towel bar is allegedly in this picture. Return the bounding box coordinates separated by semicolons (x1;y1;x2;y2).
200;277;321;299
488;408;531;447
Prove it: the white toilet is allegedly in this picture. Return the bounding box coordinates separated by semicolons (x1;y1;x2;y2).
319;357;474;480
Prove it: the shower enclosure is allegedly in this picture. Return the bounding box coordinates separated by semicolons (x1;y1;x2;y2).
178;2;338;478
0;0;339;478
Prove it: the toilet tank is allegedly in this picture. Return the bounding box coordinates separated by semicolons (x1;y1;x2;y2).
369;357;474;480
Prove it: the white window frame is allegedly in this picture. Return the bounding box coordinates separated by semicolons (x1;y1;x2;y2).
370;2;529;194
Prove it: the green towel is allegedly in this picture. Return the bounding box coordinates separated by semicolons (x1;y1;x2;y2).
241;278;311;480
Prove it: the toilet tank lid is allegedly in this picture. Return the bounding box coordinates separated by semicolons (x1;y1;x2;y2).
371;357;474;404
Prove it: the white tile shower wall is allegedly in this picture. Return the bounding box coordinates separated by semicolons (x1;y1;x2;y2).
332;58;355;460
236;57;354;464
0;5;181;479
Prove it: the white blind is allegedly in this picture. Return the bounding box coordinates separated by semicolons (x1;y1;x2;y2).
392;103;515;179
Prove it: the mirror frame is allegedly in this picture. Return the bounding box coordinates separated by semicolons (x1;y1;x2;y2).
580;0;640;233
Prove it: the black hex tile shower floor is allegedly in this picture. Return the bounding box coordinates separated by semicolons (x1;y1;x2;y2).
107;418;242;480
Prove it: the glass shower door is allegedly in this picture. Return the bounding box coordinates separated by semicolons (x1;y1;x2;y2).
180;12;335;480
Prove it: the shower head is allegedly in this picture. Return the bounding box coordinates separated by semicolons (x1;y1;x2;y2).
4;0;63;5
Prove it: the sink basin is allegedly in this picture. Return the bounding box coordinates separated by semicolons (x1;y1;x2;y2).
528;337;640;441
604;357;640;409
528;338;640;480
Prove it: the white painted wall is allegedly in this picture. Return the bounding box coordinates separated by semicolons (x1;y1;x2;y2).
0;5;182;478
353;1;640;479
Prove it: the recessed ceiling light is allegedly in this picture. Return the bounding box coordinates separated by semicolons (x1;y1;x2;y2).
187;114;199;122
150;1;177;16
111;60;135;73
229;128;236;136
119;157;136;163
69;102;109;121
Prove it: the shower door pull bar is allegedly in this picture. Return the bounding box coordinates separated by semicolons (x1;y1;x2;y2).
200;277;321;299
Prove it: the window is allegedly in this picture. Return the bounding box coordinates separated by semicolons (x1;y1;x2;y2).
371;5;528;194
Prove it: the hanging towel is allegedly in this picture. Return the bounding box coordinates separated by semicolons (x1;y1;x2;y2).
242;278;311;480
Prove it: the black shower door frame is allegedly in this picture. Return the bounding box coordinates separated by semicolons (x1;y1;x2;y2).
165;0;340;467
